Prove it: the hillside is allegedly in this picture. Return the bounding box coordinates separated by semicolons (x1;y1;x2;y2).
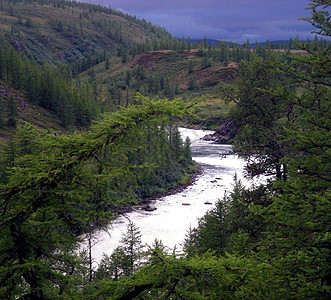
0;82;64;144
1;1;322;132
84;50;237;91
0;0;172;64
0;0;175;139
123;50;237;89
79;49;238;127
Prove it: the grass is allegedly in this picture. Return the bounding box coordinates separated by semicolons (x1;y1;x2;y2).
0;1;161;64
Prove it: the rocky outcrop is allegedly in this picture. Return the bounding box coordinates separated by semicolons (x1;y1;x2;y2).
203;119;238;144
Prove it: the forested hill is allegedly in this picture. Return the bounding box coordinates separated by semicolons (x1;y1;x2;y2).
0;0;172;65
0;0;174;136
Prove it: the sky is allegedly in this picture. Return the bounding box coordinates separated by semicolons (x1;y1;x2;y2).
81;0;317;43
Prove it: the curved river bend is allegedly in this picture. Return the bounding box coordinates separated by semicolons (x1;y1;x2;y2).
84;128;248;265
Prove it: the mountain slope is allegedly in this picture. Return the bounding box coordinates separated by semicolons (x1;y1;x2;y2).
80;50;238;97
0;0;174;138
0;81;64;144
0;0;172;64
78;49;238;127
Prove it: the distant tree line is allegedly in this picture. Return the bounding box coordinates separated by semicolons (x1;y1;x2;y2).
130;35;330;65
69;51;108;78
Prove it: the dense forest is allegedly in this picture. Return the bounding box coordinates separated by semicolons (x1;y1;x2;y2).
0;42;99;127
0;0;330;299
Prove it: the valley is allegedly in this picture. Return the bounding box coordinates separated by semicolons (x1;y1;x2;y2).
0;1;329;299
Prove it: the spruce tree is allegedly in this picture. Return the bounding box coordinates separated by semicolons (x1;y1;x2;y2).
0;97;189;299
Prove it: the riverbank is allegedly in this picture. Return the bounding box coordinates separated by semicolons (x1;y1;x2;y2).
202;119;238;144
140;164;204;204
116;163;204;214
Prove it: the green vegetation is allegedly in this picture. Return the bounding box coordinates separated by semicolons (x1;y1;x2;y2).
84;2;329;299
0;42;99;128
0;96;196;299
0;0;172;65
0;0;330;299
79;34;329;129
78;49;238;127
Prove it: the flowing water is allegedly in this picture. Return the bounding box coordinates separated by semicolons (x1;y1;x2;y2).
84;128;248;265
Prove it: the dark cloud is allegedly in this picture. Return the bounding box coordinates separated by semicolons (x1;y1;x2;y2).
81;0;317;43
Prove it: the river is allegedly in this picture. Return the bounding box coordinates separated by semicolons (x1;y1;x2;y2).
84;128;248;266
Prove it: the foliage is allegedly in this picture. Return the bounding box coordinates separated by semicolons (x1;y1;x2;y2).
227;54;294;179
184;178;272;257
95;222;144;281
0;96;193;299
6;94;18;128
0;43;98;127
86;251;284;300
83;2;330;299
0;0;330;299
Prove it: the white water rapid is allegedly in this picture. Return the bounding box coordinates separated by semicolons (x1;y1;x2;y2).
83;128;248;266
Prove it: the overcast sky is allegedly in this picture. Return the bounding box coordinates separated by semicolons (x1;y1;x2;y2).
81;0;317;43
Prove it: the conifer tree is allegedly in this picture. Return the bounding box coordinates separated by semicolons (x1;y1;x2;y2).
230;54;290;179
258;2;331;297
96;222;144;281
85;2;330;299
0;96;190;299
105;57;109;70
